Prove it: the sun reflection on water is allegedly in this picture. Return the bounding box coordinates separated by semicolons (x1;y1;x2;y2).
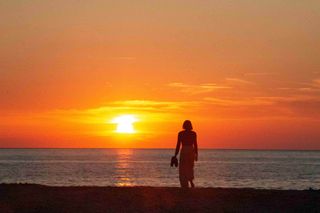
115;149;133;186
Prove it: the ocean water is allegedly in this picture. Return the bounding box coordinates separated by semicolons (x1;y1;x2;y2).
0;149;320;190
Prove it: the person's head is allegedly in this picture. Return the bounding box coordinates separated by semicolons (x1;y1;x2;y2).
182;120;193;131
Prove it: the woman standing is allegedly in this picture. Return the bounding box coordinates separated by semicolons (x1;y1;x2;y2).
174;120;198;188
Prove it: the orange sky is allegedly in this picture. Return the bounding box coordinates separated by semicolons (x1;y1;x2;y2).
1;1;320;149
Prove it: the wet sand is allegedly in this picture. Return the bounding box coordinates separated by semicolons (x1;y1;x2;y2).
0;184;319;212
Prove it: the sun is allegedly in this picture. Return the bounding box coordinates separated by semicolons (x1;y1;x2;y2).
112;115;137;134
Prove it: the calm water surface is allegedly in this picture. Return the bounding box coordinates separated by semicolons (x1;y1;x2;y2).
1;149;320;189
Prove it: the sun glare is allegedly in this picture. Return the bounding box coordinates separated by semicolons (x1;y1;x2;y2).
112;115;137;134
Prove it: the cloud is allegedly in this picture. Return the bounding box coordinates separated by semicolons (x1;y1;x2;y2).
108;100;199;112
204;95;320;119
204;97;275;106
225;78;254;85
298;87;320;92
277;87;317;92
313;79;320;87
168;82;231;94
0;98;205;140
40;99;200;125
243;72;277;76
206;95;320;105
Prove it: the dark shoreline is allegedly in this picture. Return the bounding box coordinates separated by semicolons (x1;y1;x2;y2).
1;184;320;212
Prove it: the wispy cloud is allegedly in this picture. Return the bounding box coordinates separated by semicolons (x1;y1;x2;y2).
32;99;201;127
168;82;231;94
274;78;320;92
225;78;254;85
205;95;320;106
277;86;320;92
107;100;199;112
0;99;199;137
243;72;276;76
204;95;320;119
313;79;320;87
204;97;275;106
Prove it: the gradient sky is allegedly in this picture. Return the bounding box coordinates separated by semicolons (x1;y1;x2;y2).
1;0;320;149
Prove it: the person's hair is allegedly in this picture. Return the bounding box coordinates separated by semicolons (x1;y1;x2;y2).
182;120;193;130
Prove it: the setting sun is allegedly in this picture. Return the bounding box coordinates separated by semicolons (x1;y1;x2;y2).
112;115;137;134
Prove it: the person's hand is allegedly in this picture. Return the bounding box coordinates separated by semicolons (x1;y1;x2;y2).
195;153;198;161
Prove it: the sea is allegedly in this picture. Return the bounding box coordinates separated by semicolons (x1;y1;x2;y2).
0;149;320;190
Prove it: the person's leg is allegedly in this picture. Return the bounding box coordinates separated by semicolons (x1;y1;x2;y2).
179;177;188;188
179;157;188;188
190;180;195;188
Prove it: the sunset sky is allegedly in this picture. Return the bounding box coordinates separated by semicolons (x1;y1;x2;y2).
1;0;320;149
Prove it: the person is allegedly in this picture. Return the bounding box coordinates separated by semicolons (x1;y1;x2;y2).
173;120;198;188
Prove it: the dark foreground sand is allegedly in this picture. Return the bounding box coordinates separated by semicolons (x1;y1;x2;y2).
0;184;320;213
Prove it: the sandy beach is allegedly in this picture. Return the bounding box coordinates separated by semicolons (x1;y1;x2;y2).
0;184;319;212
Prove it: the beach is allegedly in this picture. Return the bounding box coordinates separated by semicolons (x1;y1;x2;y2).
1;184;319;213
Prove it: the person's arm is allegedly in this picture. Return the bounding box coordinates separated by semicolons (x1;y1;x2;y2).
174;133;181;157
194;132;198;161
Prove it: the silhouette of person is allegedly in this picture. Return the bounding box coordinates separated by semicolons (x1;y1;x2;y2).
174;120;198;188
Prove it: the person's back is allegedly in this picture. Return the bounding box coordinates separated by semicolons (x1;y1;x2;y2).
178;130;197;147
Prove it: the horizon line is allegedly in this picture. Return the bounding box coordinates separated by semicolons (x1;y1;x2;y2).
1;147;320;151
